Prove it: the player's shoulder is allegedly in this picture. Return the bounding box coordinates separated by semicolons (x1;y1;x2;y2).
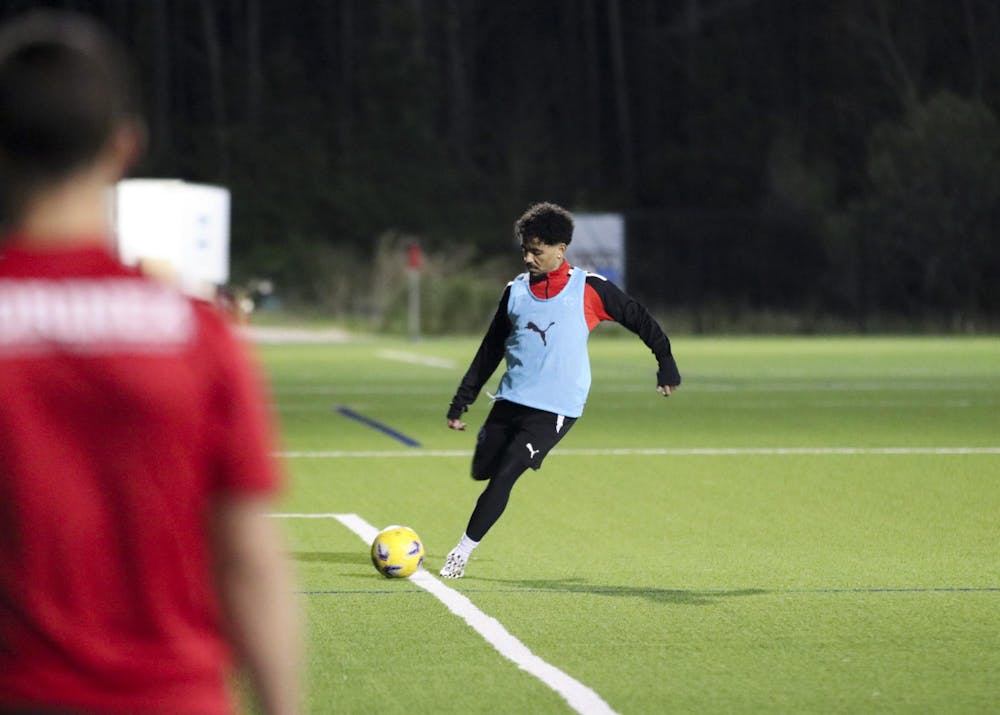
583;270;609;283
191;298;240;339
583;271;621;293
503;273;529;296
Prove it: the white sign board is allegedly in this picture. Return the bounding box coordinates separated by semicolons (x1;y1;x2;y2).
114;179;230;297
571;213;625;289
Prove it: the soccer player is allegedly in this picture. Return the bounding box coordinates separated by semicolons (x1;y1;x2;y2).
0;11;300;715
439;202;681;578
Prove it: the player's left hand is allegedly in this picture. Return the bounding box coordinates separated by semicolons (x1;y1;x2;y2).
656;385;677;397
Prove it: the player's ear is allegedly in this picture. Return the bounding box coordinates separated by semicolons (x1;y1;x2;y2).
103;119;147;180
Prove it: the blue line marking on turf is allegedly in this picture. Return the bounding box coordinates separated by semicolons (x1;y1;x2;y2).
335;406;421;447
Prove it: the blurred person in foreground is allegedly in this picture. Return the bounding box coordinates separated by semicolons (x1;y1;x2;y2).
0;10;300;715
439;202;681;579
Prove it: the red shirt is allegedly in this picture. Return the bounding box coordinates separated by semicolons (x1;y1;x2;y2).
0;239;281;714
528;260;613;329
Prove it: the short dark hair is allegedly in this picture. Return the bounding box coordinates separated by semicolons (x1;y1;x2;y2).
514;202;574;246
0;10;137;207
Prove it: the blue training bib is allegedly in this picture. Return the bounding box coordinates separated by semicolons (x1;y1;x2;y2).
494;267;591;418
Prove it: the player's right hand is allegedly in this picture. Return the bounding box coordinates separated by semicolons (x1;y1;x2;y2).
447;418;466;431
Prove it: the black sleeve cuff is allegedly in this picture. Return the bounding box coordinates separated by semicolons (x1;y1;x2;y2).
446;402;468;421
656;356;681;387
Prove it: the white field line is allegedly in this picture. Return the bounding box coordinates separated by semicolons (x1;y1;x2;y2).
376;349;456;369
272;381;995;396
693;382;992;393
275;512;618;715
277;446;1000;459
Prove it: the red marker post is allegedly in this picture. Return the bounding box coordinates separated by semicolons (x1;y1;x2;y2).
406;240;423;341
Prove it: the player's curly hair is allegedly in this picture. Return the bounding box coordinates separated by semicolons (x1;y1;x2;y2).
514;202;574;246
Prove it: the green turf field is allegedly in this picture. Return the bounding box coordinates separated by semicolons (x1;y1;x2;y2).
258;334;999;714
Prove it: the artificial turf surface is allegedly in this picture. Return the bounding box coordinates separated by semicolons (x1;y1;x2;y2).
251;334;999;714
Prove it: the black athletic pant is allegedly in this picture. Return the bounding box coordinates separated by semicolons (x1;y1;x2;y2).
464;401;576;542
465;452;530;541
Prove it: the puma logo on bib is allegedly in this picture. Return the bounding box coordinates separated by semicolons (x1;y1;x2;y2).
526;321;555;345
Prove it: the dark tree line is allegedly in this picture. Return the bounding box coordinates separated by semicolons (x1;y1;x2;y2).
3;0;999;328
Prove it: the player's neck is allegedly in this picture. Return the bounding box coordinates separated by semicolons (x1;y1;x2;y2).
15;173;112;248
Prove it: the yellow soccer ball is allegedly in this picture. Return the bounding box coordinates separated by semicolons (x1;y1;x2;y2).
370;525;425;578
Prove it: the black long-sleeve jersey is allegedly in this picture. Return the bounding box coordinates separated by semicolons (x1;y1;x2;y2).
447;268;681;420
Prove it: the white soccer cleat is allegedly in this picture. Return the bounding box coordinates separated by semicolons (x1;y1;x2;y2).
439;550;467;579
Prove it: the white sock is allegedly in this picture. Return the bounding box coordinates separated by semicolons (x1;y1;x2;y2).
454;533;480;559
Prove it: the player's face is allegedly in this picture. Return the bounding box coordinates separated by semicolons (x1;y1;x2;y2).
521;237;566;276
